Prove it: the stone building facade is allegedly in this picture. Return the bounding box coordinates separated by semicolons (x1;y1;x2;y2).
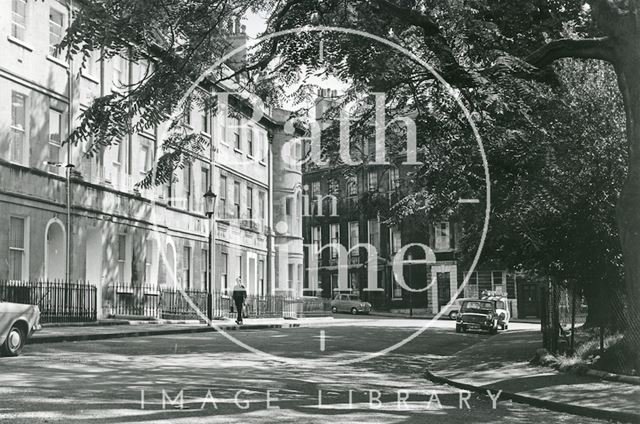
0;0;303;318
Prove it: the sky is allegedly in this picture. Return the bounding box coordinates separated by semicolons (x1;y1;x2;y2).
241;11;348;112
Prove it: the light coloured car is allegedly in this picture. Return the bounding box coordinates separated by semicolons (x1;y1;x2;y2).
0;301;41;356
330;294;371;315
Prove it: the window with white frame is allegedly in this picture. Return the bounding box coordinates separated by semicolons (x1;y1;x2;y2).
139;139;152;174
368;170;378;191
247;127;254;156
221;252;228;294
183;164;192;211
464;271;479;287
48;108;62;167
389;167;400;190
246;186;253;220
389;225;401;255
259;132;266;162
348;221;359;260
435;221;450;250
202;108;209;134
233;117;241;150
9;217;26;281
329;223;340;259
258;191;266;226
112;54;128;88
311;226;321;256
49;8;65;58
84;50;100;79
219;176;227;218
117;234;126;282
233;180;240;218
258;259;265;295
144;240;153;284
368;219;380;251
10;92;26;164
347;176;358;196
328;179;339;195
491;271;506;294
11;0;27;41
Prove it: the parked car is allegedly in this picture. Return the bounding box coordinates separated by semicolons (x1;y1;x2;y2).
455;297;510;334
0;301;41;356
330;294;371;315
441;297;474;320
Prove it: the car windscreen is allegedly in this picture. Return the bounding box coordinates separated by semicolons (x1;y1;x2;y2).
348;296;360;301
461;301;493;313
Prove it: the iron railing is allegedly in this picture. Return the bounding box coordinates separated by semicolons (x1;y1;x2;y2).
0;280;332;323
0;280;97;324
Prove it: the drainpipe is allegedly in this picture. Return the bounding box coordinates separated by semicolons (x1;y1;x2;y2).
267;134;274;295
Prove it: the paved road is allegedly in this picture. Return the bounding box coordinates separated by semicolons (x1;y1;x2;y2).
0;318;606;423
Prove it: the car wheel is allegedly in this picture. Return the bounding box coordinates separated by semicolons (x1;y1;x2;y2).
504;323;509;331
490;322;498;335
455;325;461;333
331;306;338;313
449;311;458;320
351;307;358;315
2;324;25;357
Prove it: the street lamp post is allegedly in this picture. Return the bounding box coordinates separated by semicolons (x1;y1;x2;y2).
204;189;217;320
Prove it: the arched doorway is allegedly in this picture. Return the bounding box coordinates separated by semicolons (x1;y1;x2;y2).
45;219;66;281
158;239;177;288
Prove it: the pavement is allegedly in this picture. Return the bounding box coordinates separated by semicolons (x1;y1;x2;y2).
425;328;640;423
31;316;338;344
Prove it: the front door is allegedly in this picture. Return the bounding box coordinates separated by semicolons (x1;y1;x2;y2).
519;283;540;318
437;272;451;311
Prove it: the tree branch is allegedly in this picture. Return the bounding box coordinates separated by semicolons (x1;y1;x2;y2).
525;37;616;68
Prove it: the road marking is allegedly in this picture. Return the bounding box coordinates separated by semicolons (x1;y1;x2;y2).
320;330;326;351
458;198;480;204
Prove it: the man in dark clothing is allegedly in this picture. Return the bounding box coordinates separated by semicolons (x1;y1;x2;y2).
232;277;247;325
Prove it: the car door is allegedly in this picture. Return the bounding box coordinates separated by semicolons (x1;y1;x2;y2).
338;295;347;312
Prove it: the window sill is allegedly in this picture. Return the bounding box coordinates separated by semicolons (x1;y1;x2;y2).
47;54;69;69
246;155;255;161
7;35;33;52
233;148;243;155
81;71;100;84
258;160;266;167
220;141;230;148
200;131;211;138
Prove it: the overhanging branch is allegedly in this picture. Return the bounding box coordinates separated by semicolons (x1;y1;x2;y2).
526;37;616;68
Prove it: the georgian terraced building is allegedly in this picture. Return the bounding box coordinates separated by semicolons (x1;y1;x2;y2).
302;89;535;318
0;0;304;318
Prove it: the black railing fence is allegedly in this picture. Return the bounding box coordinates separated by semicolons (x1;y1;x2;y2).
1;280;331;323
0;280;97;324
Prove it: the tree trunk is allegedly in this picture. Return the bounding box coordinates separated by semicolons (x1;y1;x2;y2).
614;44;640;350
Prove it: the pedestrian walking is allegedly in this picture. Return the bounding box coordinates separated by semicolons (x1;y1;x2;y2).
232;277;247;325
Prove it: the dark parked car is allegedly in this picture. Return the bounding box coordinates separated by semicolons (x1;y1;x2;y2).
455;298;509;334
